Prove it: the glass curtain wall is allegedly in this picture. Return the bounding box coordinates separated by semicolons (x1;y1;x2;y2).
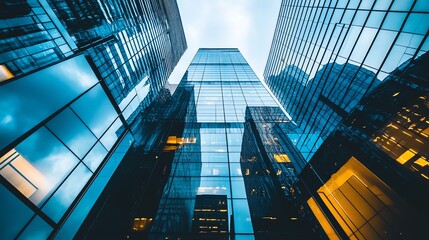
264;0;429;160
147;48;279;239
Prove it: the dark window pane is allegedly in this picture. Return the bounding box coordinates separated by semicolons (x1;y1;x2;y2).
0;184;34;239
18;216;52;240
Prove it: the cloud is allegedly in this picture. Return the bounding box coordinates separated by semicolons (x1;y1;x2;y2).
168;0;282;84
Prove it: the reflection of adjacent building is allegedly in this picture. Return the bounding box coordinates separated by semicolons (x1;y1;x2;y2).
147;83;202;239
241;106;319;239
298;51;429;239
75;85;197;239
264;1;429;161
266;62;378;161
141;48;281;239
191;194;228;239
0;1;186;239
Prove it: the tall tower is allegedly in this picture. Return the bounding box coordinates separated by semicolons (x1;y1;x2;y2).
79;48;308;239
264;0;429;160
136;49;310;239
0;0;186;239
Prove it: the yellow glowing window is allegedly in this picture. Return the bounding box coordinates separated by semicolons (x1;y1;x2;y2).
421;127;429;137
309;157;414;239
273;154;291;163
163;145;178;151
132;217;153;231
167;136;177;144
414;157;428;167
396;149;416;165
307;197;340;240
0;149;50;205
167;136;196;145
0;64;14;82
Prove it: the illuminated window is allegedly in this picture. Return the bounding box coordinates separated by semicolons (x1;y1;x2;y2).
396;149;416;164
307;197;340;240
273;154;291;163
0;149;49;204
132;218;153;231
308;157;415;239
0;64;14;82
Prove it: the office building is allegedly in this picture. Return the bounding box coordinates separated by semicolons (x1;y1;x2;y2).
241;106;319;239
264;0;429;160
299;51;429;239
76;83;198;239
191;194;229;239
0;0;186;239
76;48;293;239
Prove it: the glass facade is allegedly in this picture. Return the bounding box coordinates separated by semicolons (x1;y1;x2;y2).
0;0;186;239
298;52;429;239
146;49;281;239
76;49;284;239
0;0;75;80
0;56;130;239
240;106;319;239
46;0;187;117
264;0;429;160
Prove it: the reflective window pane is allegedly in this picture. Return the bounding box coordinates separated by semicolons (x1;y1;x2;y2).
18;216;52;240
1;127;79;206
0;184;34;239
42;163;92;222
71;84;118;138
82;142;108;172
47;108;97;159
0;55;98;150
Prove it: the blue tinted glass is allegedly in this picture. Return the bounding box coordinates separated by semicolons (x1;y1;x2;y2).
197;177;230;197
3;127;79;206
230;163;243;176
18;216;52;240
71;84;118;138
54;133;134;240
82;142;108;172
200;162;230;176
233;199;254;233
42;163;92;222
0;184;34;239
231;177;247;198
235;235;255;240
0;55;98;150
47;108;97;159
100;118;123;150
201;152;228;162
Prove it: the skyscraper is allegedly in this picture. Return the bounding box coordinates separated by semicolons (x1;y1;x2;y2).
0;0;186;239
299;51;429;240
264;0;429;160
146;48;281;239
76;48;303;239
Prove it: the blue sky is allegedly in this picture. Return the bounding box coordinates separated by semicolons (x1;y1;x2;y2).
167;0;282;84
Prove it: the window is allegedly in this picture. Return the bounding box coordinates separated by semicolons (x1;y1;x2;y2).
0;64;14;82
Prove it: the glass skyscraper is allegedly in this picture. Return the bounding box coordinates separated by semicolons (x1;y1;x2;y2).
146;48;281;239
263;1;429;239
77;48;307;239
264;0;429;160
0;0;186;239
298;51;429;240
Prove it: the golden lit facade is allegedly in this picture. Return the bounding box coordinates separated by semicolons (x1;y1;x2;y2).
300;52;429;239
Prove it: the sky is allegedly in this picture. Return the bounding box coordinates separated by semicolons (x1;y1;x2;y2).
167;0;282;84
